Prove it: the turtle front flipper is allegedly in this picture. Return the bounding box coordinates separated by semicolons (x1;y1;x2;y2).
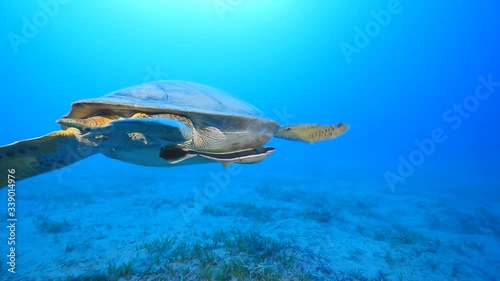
0;128;95;187
78;113;193;143
275;123;349;143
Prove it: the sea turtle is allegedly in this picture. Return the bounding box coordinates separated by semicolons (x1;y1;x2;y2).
0;81;348;187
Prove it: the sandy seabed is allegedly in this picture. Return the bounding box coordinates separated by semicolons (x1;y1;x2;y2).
0;159;499;281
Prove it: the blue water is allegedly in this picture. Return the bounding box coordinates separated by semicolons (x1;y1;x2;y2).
0;1;499;280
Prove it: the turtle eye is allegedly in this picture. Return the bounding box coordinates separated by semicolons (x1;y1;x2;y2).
285;127;291;131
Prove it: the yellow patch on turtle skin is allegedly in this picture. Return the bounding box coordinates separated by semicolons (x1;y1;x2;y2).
131;112;149;118
57;115;121;129
128;132;149;144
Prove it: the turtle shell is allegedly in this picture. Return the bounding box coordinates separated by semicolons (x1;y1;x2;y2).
60;80;279;143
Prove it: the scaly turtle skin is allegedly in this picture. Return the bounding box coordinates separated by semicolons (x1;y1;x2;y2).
0;80;348;187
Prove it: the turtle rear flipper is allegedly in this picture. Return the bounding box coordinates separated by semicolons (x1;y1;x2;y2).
0;128;95;187
194;147;275;165
159;146;275;166
275;123;349;143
